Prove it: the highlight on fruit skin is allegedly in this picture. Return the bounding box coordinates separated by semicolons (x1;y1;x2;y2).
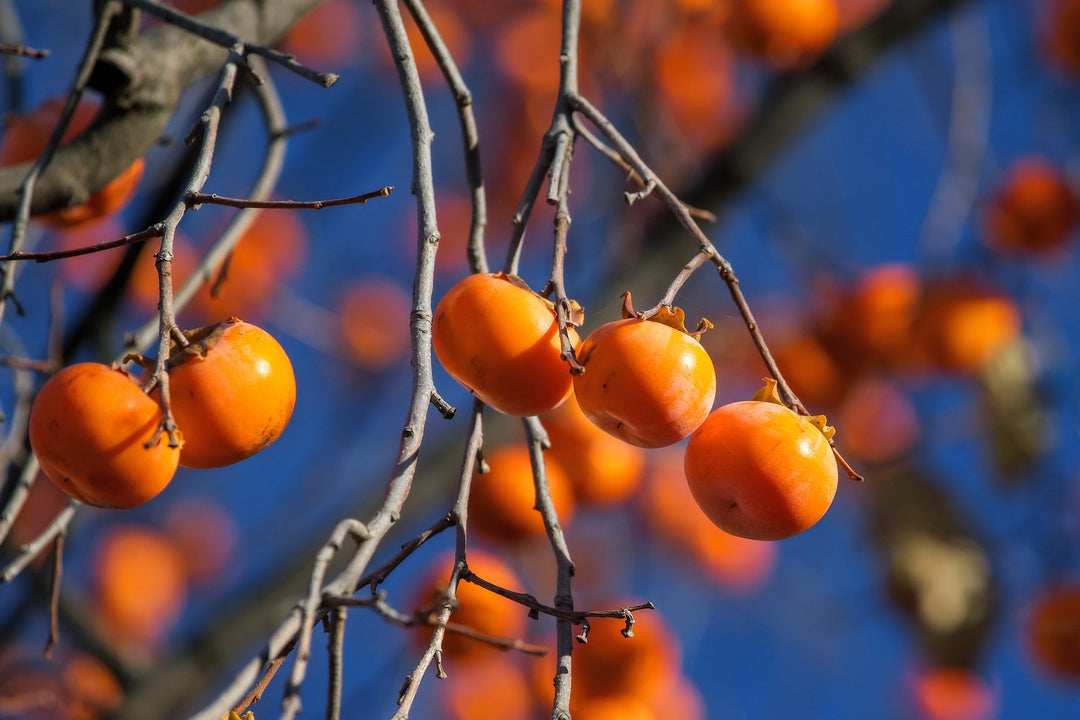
432;272;579;417
572;297;716;449
684;397;838;541
28;362;181;509
164;318;296;469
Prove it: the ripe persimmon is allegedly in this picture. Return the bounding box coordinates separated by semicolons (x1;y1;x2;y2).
432;272;578;417
441;658;535;720
983;157;1079;255
280;0;364;69
641;450;776;592
336;277;413;372
573;304;716;448
92;525;188;650
912;282;1022;374
728;0;840;70
412;549;528;661
163;496;238;586
684;400;838;540
571;607;680;702
540;389;645;506
60;654;124;720
908;665;997;720
162;318;294;469
1025;582;1080;680
0;97;144;227
469;444;575;543
29;363;180;509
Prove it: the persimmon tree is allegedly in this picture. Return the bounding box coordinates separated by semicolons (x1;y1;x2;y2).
1;1;1080;720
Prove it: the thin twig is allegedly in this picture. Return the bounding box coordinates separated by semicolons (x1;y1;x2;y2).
0;225;163;263
188;0;446;714
120;0;339;87
281;519;370;720
232;651;291;717
43;528;65;659
1;500;78;583
0;43;47;59
0;0;120;332
402;0;489;274
392;400;484;717
325;606;346;720
185;186;393;210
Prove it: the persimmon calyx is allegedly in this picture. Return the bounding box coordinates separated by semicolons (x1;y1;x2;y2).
620;291;713;340
751;378;836;441
166;316;245;367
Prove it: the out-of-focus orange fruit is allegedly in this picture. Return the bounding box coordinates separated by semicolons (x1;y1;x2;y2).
540;390;645;507
336;277;413;372
0;97;143;228
92;525;188;649
909;665;997;720
984;157;1079;255
469;444;575;543
641;450;776;592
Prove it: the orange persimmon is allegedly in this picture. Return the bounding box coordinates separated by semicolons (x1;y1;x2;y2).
573;305;716;448
165;318;296;468
540;389;645;506
336;277;413;372
469;444;575;543
571;607;680;703
728;0;840;69
433;272;578;416
0;97;144;227
909;665;997;720
412;549;528;661
59;654;124;720
29;363;180;509
1026;582;1080;680
641;450;777;592
984;157;1079;255
92;525;188;649
684;400;838;540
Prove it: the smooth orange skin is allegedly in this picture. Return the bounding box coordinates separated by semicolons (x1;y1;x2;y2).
729;0;840;69
432;273;578;417
93;525;188;648
60;654;125;720
0;98;143;227
168;320;296;469
908;666;997;720
469;444;575;543
684;401;838;541
984;157;1079;254
412;549;528;661
540;389;645;506
1026;583;1080;680
641;450;777;592
914;286;1022;374
570;605;680;702
441;658;535;720
573;318;716;448
336;277;412;372
29;363;180;509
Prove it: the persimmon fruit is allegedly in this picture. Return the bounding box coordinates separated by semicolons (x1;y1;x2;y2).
1026;582;1080;680
540;389;645;506
29;363;180;509
573;306;716;448
469;444;575;543
165;318;295;469
728;0;840;69
684;400;838;540
92;525;188;649
984;157;1079;255
0;97;144;227
412;549;528;661
432;272;578;417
